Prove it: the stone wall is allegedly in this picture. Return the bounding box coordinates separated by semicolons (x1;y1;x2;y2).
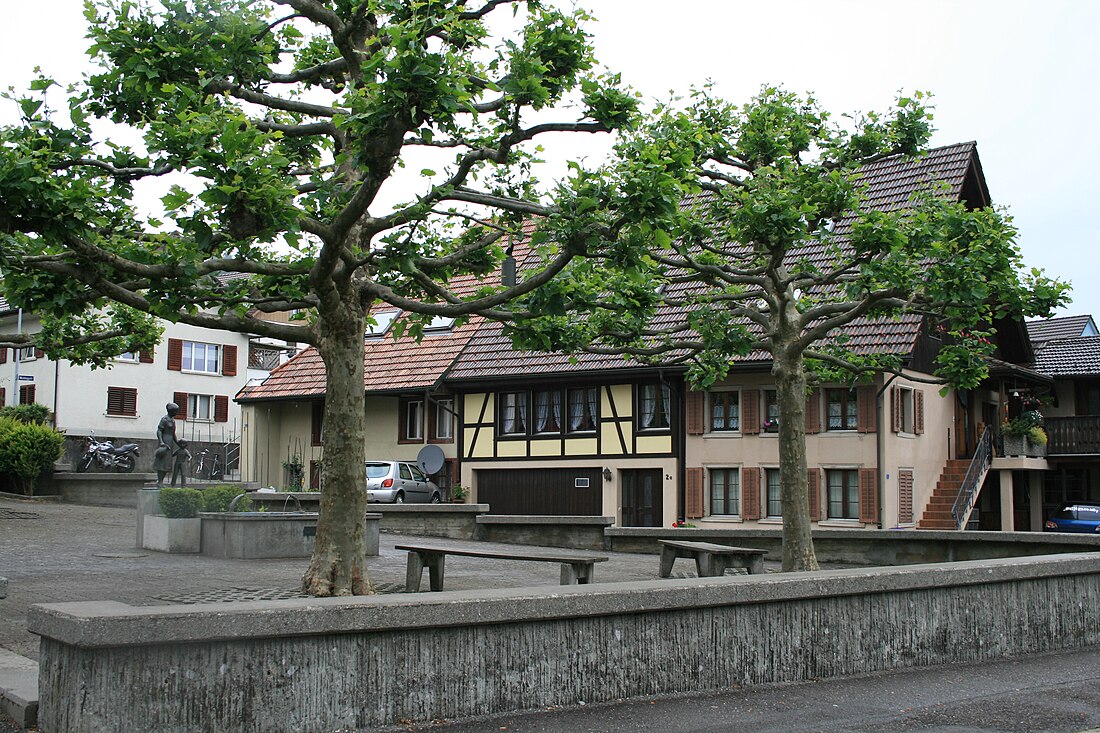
29;553;1100;733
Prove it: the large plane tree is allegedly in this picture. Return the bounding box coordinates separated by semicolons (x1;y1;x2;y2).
505;88;1069;571
0;0;645;596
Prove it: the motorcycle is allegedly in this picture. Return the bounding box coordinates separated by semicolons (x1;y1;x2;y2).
77;432;139;473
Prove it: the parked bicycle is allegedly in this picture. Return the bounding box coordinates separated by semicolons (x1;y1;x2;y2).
192;447;223;481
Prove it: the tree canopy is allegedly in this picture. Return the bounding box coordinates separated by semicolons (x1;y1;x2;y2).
0;0;644;595
506;87;1069;570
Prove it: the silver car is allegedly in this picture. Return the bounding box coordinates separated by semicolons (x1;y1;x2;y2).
365;460;442;503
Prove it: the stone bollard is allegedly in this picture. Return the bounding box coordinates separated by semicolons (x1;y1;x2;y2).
135;488;162;548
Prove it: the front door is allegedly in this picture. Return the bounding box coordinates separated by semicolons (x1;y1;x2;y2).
621;469;663;527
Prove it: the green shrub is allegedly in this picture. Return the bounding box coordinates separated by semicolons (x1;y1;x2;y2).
202;484;253;512
0;403;50;425
0;416;64;496
159;487;205;518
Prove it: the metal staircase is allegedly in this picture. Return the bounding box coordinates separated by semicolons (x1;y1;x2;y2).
917;428;992;530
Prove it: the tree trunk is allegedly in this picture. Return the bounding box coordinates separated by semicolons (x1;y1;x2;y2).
301;294;373;597
773;343;820;572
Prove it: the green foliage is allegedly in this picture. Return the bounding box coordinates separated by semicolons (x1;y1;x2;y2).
1003;410;1043;438
201;484;253;512
0;403;50;425
0;416;64;496
159;487;205;518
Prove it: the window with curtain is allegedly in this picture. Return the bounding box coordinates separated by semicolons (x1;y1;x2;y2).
500;392;527;435
434;399;454;440
827;469;860;519
711;391;740;431
639;384;671;430
533;390;562;433
566;387;598;433
763;390;779;431
826;388;858;431
766;468;782;517
709;467;740;516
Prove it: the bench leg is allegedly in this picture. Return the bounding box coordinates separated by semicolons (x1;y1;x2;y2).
562;562;594;585
427;553;446;592
404;552;425;592
659;546;677;578
695;553;719;577
747;555;765;575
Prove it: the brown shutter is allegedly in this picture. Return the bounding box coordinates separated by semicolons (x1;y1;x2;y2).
742;389;760;435
686;391;705;435
859;468;878;524
19;384;35;405
856;385;877;433
214;395;229;422
808;468;821;521
0;387;4;406
311;400;325;446
139;349;154;364
915;390;925;434
167;339;183;371
685;466;704;519
742;467;761;520
173;391;189;420
221;344;238;376
309;460;321;490
0;348;7;364
898;469;914;524
107;387;138;417
891;386;903;433
804;389;821;434
34;348;44;359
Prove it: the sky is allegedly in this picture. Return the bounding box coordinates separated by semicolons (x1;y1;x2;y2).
1;0;1097;321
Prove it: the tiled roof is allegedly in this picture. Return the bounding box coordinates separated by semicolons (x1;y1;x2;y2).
1026;315;1098;343
1032;336;1100;377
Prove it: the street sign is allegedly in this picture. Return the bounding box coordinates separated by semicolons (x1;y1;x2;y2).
17;375;33;381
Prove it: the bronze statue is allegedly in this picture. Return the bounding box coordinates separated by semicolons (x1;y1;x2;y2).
154;402;185;487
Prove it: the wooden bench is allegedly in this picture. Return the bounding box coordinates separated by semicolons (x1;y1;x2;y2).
658;539;767;578
395;543;609;592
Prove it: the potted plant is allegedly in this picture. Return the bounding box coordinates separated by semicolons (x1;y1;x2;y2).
282;455;305;491
143;487;204;553
1001;411;1046;457
450;483;469;503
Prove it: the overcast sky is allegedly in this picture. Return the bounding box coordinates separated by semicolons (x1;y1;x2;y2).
2;0;1096;321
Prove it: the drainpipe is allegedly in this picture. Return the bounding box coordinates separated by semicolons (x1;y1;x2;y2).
876;374;901;529
13;308;22;404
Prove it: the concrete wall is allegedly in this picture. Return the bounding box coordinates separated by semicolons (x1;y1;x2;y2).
29;553;1100;733
374;503;488;540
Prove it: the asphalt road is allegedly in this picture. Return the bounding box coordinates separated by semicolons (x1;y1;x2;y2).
403;647;1100;733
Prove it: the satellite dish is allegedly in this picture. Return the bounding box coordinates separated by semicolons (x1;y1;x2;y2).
416;444;445;476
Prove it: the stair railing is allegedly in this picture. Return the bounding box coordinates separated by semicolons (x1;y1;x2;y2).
951;426;992;530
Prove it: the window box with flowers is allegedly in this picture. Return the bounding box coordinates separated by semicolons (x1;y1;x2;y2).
1001;410;1047;458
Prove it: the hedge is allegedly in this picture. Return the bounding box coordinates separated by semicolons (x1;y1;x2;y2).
0;415;64;496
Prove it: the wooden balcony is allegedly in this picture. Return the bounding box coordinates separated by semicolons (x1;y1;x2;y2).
1045;416;1100;456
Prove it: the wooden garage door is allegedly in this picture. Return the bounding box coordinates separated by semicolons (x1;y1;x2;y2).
476;468;603;515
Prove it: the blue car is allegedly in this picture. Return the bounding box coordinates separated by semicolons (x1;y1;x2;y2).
1044;503;1100;533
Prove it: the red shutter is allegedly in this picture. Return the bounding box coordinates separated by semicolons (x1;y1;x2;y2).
859;468;878;524
742;389;760;435
0;348;7;364
685;466;704;519
742;467;761;520
804;389;821;434
139;349;154;364
167;339;183;371
222;344;238;376
857;385;877;433
214;395;229;422
686;391;705;435
915;390;925;435
808;468;820;521
174;392;189;420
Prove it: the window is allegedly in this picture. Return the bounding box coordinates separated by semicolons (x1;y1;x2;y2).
116;352;138;363
18;346;37;362
763;390;779;431
424;315;456;331
826;469;860;520
366;310;400;337
638;384;671;431
765;468;782;518
434;398;454;441
187;394;214;422
533;390;562;434
106;386;138;417
566;388;598;433
181;341;220;373
19;384;35;406
894;386;916;433
500;392;527;435
711;391;740;431
405;399;424;441
710;467;740;516
826;388;858;431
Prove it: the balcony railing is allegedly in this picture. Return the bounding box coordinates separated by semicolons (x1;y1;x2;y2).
248;346;283;371
1045;416;1100;456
